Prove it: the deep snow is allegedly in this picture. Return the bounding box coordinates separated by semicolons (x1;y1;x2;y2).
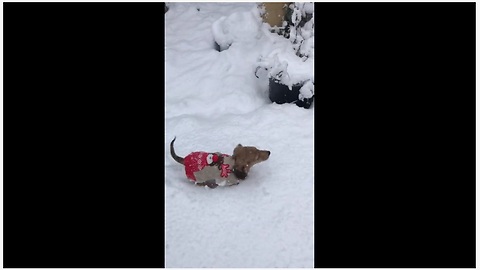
165;3;314;268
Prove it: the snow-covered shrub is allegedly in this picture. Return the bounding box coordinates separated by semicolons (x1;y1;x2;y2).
256;47;313;89
265;3;313;107
284;2;314;60
256;54;290;88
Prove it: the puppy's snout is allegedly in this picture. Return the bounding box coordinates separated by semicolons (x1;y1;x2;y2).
234;169;247;180
267;151;271;156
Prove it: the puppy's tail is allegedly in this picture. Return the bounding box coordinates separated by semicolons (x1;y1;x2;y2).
170;137;184;165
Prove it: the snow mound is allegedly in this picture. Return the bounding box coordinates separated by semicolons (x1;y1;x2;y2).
299;80;314;99
212;8;263;51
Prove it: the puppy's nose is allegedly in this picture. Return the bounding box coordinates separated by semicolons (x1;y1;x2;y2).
267;151;271;156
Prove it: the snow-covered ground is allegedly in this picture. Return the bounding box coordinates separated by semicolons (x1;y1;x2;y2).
165;3;314;268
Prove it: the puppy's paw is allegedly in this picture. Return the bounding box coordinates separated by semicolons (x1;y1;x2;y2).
207;183;218;189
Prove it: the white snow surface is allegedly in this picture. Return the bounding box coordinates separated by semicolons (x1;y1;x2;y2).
165;3;314;268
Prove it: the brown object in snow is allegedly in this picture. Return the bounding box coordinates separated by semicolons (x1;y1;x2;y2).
261;2;289;27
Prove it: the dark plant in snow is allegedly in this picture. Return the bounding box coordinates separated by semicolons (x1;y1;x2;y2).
284;2;314;60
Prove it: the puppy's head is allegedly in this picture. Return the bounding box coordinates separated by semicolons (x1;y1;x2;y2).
232;144;270;179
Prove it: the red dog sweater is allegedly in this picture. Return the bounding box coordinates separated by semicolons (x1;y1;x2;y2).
183;152;231;180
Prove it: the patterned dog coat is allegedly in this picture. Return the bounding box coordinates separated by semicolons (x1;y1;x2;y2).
183;152;239;187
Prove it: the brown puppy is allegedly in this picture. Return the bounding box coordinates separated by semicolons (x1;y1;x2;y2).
232;144;271;180
170;138;270;187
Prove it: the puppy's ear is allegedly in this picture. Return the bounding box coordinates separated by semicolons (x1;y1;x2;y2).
233;144;243;158
234;144;243;152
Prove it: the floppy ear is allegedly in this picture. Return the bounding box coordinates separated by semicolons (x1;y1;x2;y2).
233;144;243;158
234;144;243;152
